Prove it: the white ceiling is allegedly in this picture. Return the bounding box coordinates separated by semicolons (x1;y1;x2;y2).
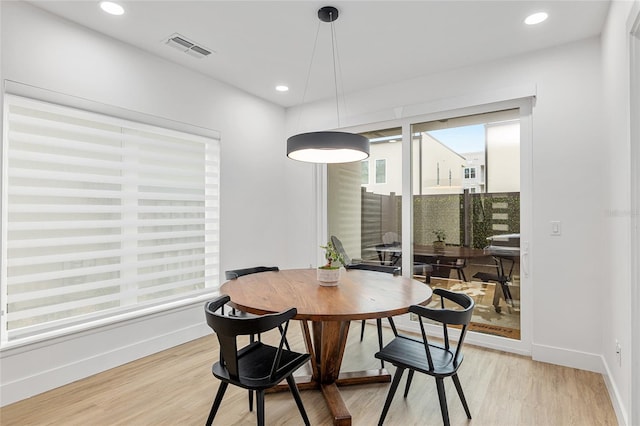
27;1;611;108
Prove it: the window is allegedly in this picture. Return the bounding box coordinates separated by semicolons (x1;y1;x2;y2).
464;167;476;179
1;94;220;343
327;126;401;263
375;159;386;184
361;160;369;184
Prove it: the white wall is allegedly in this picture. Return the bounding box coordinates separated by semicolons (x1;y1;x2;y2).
286;29;632;419
601;1;638;424
0;1;314;406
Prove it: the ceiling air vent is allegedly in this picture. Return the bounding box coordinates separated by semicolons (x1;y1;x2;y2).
165;33;213;59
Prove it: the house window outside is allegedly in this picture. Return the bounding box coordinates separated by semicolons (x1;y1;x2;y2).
464;167;476;179
361;160;369;184
376;159;387;184
1;94;220;344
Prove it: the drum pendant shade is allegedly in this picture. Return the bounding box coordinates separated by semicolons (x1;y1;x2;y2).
287;131;369;163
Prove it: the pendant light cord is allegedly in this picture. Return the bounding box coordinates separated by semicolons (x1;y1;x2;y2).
295;8;348;132
295;21;322;132
330;17;341;128
286;7;370;164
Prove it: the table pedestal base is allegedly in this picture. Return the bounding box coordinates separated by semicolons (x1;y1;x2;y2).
268;320;392;425
268;369;391;425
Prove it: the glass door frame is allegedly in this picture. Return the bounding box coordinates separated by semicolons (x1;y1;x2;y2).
629;5;640;423
319;97;534;356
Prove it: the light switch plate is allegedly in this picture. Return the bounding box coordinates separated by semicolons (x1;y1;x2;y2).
550;221;561;236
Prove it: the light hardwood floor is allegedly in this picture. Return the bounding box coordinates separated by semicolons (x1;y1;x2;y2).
1;322;617;426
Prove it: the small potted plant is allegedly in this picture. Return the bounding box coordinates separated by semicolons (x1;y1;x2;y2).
317;240;346;286
433;229;446;251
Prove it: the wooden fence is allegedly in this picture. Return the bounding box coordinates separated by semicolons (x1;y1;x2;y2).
360;189;520;252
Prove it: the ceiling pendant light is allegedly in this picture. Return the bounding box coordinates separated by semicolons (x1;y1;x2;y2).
287;6;369;164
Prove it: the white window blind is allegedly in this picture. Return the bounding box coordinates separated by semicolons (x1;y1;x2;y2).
1;94;220;342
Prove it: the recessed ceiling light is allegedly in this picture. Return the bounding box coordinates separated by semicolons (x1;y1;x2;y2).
524;12;548;25
100;1;125;16
275;85;289;92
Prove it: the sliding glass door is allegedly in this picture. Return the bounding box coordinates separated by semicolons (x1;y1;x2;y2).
327;101;531;350
411;109;521;340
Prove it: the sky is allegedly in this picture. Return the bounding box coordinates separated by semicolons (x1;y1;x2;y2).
427;124;485;154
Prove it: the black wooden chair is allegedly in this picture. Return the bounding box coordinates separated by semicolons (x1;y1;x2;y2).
330;235;429;277
204;295;310;426
224;266;290;350
439;257;468;281
418;255;467;283
346;263;400;368
473;253;516;312
222;266;290;411
330;236;400;364
375;288;475;426
224;266;279;280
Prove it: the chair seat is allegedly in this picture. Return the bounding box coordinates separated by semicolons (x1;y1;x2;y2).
376;335;462;378
473;271;508;284
345;263;400;274
212;341;310;390
412;262;432;275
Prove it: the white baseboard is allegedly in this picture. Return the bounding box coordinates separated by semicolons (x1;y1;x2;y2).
531;342;604;372
0;302;210;407
601;356;630;426
533;343;629;425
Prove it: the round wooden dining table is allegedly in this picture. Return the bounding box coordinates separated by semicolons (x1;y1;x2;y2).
220;268;432;426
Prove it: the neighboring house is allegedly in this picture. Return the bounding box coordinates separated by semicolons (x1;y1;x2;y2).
361;133;466;196
461;151;485;193
361;120;520;196
413;133;467;195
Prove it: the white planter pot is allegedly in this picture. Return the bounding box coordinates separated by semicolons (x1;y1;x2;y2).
317;267;340;286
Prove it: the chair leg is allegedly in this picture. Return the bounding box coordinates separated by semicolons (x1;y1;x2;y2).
277;324;291;350
452;373;472;419
376;318;385;368
360;319;366;341
206;382;228;426
403;369;415;398
378;367;405;425
256;390;266;426
435;377;450;426
502;282;513;304
387;316;398;336
286;375;310;425
248;390;253;411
